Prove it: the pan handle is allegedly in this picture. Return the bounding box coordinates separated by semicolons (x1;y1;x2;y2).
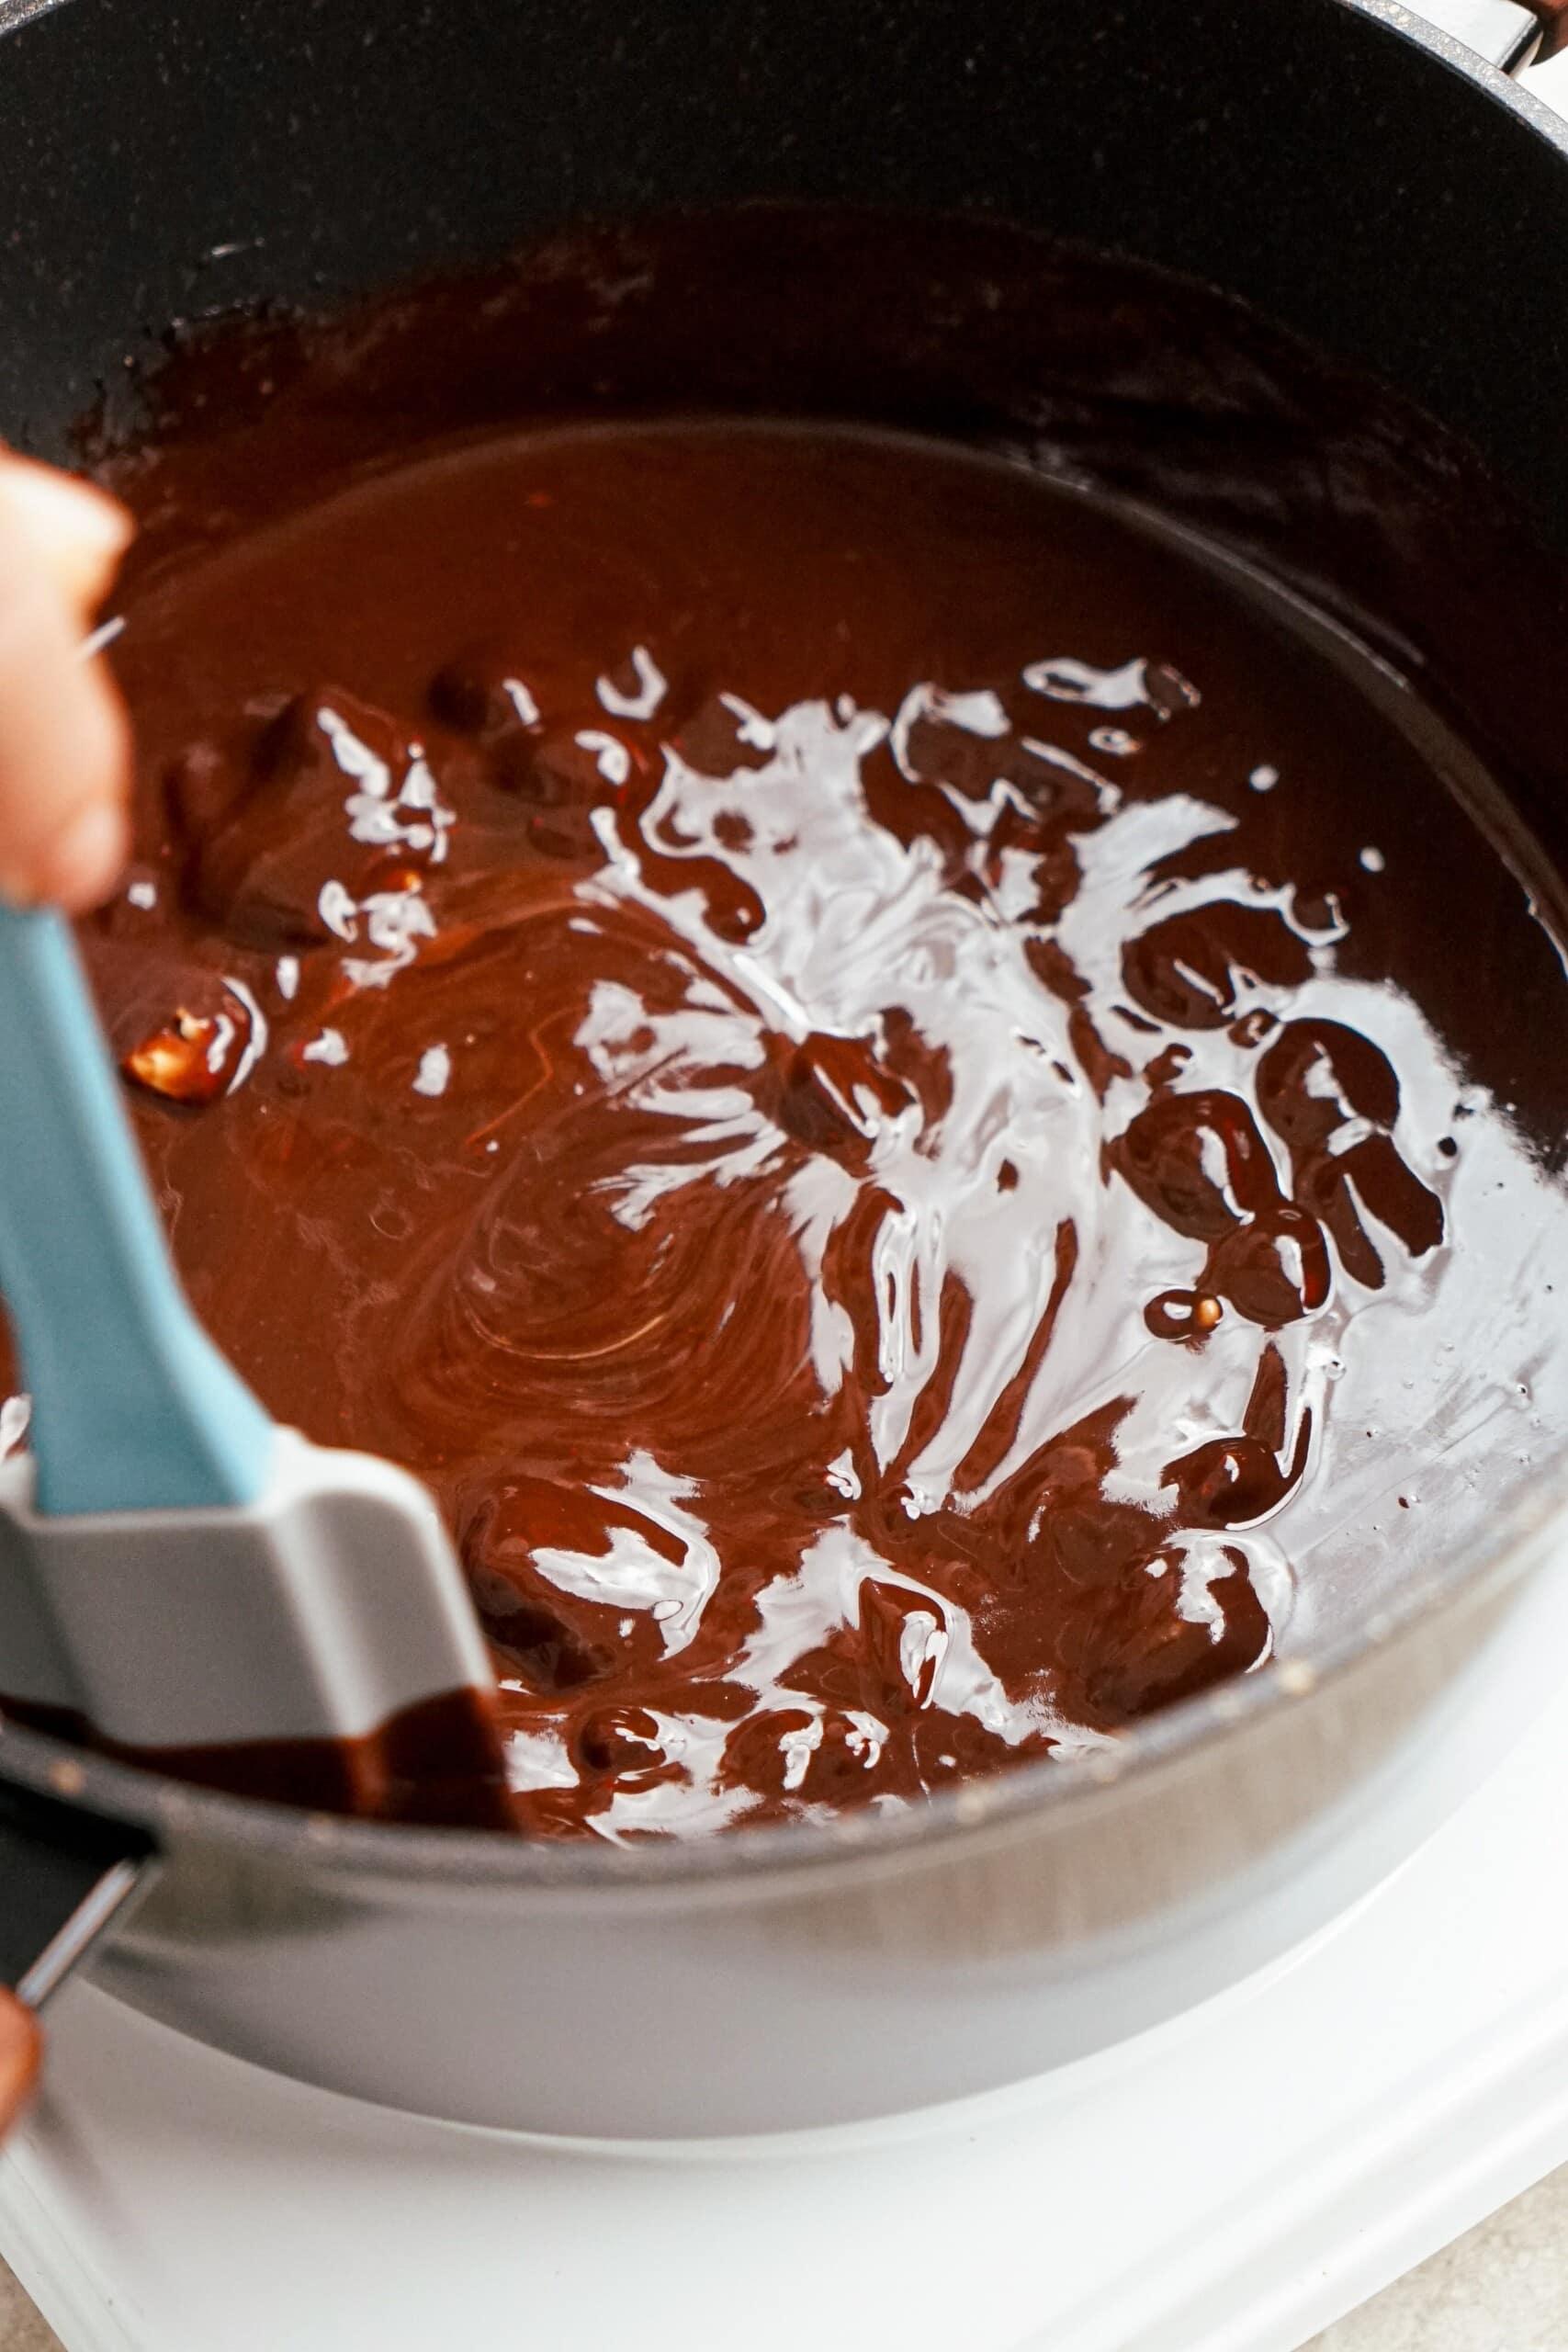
1409;0;1565;67
1528;0;1568;54
0;1777;154;2134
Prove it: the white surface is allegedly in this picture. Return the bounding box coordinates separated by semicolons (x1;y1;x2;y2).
1310;2166;1568;2350
3;1673;1568;2352
1522;48;1568;108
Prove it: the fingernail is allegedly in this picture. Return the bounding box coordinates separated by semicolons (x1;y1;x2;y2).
37;799;130;912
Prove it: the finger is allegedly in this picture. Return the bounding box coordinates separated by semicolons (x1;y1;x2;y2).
0;1988;40;2139
0;513;131;913
0;457;131;617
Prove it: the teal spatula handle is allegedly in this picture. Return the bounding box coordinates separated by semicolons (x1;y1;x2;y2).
0;905;274;1515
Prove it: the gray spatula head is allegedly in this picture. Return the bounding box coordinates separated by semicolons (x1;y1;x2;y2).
0;1430;513;1826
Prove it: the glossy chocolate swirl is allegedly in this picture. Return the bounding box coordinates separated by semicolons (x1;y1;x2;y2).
6;419;1567;1838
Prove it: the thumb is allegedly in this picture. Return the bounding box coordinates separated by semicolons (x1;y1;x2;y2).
0;1986;40;2139
0;456;133;913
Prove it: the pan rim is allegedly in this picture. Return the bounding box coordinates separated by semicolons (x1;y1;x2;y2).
4;1436;1564;1894
2;0;1566;1895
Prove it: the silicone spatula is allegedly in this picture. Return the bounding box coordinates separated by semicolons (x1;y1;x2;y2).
0;904;511;1826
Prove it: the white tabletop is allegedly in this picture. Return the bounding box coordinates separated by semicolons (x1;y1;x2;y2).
7;2161;1568;2351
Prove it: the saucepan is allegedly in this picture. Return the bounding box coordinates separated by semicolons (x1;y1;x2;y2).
3;0;1568;2140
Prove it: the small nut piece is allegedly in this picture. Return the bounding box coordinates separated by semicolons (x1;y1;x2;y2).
122;993;251;1105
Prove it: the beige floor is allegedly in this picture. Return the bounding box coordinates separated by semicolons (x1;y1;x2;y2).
1304;2164;1568;2351
4;2163;1568;2348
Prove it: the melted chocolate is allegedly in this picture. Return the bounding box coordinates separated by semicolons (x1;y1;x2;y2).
5;1690;513;1827
6;222;1568;1839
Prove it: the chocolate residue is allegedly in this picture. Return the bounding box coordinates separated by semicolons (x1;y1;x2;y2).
6;1690;513;1828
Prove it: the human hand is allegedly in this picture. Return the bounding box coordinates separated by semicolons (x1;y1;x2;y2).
0;1985;39;2137
0;452;131;912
